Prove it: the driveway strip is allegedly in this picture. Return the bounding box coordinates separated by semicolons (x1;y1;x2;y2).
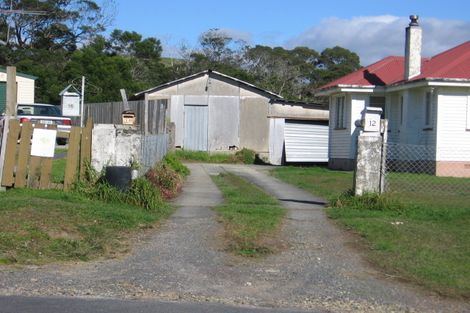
0;163;467;312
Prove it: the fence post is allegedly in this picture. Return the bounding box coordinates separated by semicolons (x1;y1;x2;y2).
144;93;149;135
354;133;383;195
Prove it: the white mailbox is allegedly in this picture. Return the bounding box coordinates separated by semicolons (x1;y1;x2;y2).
59;85;81;117
363;107;382;133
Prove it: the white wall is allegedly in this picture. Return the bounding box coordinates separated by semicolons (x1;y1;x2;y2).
91;124;142;172
170;95;184;147
269;118;285;165
0;73;35;104
436;92;470;161
329;94;352;159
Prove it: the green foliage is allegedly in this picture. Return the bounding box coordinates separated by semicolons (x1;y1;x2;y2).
163;153;190;176
174;149;257;164
212;173;286;257
126;177;163;211
73;165;164;212
234;148;256;164
145;158;187;199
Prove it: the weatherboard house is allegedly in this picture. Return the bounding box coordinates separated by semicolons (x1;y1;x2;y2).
134;70;329;165
317;16;470;177
0;67;36;114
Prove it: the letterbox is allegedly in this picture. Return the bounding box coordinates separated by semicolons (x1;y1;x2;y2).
363;107;382;133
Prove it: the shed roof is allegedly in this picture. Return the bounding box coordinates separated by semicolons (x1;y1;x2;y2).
318;40;470;92
133;69;283;99
0;66;37;80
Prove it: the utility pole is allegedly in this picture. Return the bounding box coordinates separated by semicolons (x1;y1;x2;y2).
80;76;85;128
1;1;47;45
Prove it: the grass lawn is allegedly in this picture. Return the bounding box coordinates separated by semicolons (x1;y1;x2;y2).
271;166;470;298
211;172;286;256
174;149;256;164
0;188;173;265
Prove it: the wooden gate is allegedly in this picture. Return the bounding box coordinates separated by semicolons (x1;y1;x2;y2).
0;118;92;191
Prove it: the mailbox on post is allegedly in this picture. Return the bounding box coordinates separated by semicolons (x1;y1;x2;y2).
363;107;382;133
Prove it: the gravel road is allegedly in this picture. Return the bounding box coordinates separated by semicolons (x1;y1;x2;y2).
0;163;467;313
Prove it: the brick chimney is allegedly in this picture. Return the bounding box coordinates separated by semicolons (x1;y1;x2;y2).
404;15;422;80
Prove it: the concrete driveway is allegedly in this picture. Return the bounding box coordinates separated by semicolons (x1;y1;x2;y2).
0;163;467;313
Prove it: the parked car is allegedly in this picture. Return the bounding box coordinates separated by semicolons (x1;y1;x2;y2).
17;103;72;145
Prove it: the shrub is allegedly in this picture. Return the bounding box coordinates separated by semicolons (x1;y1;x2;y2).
233;148;256;164
74;164;164;211
126;177;162;211
145;163;183;200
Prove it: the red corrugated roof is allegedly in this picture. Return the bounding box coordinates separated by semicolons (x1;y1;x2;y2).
319;40;470;90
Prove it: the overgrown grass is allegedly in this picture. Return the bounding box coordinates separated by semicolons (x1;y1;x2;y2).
271;166;353;200
211;172;286;257
0;188;172;265
271;166;470;299
175;148;256;164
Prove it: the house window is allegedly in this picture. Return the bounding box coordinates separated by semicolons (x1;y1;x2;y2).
399;95;404;126
370;96;385;118
335;96;345;129
424;92;432;127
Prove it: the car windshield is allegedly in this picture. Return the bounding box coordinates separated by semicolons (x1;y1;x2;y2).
17;105;61;117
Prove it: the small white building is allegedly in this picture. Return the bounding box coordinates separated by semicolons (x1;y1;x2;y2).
317;16;470;177
0;67;36;114
134;70;329;165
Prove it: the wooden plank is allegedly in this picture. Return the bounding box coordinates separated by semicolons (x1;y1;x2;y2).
38;125;57;189
27;124;45;188
80;118;93;179
15;121;33;187
0;118;11;187
1;119;20;186
64;126;81;191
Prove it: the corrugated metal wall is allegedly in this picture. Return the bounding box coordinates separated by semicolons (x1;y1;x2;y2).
141;134;168;170
284;120;329;162
183;105;208;151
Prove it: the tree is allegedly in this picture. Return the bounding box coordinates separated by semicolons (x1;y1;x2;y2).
315;46;361;86
0;0;110;51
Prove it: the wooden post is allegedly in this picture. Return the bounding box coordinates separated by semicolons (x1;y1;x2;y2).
5;66;17;116
1;120;20;187
79;118;92;179
144;93;149;135
15;121;33;187
64;126;81;190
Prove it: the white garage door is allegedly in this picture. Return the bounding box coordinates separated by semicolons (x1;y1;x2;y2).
284;120;328;162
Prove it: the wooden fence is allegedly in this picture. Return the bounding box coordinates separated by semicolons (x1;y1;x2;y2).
72;99;168;135
0;118;92;191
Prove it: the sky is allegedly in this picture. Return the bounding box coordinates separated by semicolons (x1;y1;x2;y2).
108;0;470;65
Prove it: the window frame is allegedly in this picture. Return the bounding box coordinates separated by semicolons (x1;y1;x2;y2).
424;91;432;128
334;96;346;129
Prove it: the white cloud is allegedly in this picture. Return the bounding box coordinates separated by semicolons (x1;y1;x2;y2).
287;15;470;65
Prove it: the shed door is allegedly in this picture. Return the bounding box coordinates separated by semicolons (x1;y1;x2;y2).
284;120;328;162
184;105;208;151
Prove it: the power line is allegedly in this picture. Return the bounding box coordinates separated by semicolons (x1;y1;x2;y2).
0;9;47;15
